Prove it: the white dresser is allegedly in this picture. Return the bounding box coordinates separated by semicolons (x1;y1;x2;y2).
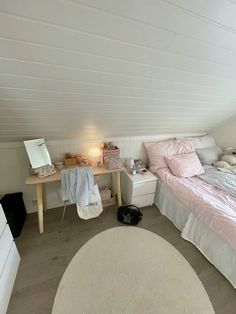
0;204;20;314
121;170;157;208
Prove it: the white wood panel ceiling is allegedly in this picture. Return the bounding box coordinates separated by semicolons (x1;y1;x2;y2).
0;0;236;141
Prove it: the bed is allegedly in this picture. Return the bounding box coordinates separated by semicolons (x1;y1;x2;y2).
144;135;236;288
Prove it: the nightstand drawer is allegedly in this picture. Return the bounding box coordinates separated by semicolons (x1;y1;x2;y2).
132;181;156;197
132;193;155;208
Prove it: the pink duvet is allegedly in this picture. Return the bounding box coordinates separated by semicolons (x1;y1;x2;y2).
157;168;236;250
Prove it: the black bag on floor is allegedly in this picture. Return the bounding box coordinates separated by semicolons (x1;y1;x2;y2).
117;205;143;225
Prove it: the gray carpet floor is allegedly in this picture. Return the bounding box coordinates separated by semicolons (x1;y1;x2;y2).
8;204;236;314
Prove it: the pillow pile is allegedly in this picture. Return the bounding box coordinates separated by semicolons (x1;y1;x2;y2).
144;139;194;172
144;136;216;178
177;134;223;166
196;146;223;165
177;134;216;149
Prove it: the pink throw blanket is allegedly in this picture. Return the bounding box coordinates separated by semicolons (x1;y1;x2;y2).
157;168;236;250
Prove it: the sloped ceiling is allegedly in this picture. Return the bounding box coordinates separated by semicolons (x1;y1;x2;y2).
0;0;236;142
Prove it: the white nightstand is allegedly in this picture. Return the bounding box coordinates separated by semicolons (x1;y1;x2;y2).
121;169;157;208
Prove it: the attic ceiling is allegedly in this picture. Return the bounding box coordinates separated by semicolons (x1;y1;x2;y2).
0;0;236;142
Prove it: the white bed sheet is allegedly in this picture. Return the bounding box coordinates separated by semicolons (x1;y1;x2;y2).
154;176;236;288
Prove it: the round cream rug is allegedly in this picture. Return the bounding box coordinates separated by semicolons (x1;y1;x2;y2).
52;227;214;314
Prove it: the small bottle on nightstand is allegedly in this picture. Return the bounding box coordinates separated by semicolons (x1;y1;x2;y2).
130;160;136;175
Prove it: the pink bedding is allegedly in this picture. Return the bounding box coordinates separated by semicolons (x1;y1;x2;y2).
157;168;236;250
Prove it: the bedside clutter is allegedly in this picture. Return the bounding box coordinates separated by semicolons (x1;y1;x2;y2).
121;170;157;208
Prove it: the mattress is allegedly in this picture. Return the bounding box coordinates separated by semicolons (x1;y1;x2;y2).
154;174;236;288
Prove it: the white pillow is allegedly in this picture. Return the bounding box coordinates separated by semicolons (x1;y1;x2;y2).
177;134;216;149
196;146;223;165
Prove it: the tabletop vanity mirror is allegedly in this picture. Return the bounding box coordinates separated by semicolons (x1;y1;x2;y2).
24;138;52;169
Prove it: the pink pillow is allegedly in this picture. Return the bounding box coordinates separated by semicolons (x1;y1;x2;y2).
144;139;194;172
165;152;205;177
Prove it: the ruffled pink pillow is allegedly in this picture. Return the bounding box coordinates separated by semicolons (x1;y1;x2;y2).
165;152;205;177
144;139;194;172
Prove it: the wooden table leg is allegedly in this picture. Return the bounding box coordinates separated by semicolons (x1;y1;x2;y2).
112;173;117;196
42;184;47;212
36;183;44;234
115;172;122;207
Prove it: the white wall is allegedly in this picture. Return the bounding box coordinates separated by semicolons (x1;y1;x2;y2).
210;114;236;149
0;133;203;213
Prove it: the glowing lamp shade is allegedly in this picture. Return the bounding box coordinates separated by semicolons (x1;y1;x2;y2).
88;147;101;157
88;147;101;166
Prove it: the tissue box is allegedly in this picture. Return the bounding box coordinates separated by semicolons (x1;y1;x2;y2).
102;197;115;207
100;187;112;200
100;187;115;208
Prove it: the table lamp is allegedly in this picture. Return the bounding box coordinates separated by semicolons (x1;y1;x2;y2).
88;147;101;167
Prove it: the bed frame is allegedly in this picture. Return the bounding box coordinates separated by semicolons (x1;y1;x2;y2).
154;176;236;288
